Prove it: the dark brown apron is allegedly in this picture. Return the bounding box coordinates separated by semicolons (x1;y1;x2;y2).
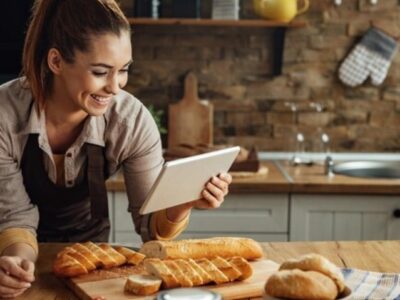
21;134;110;242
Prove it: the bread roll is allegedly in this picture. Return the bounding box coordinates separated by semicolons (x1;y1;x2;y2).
279;253;345;293
265;269;338;300
124;274;162;296
140;237;263;260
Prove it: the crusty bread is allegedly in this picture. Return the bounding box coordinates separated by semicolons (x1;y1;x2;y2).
114;246;145;265
59;247;96;271
210;256;241;281
265;269;338;300
84;242;118;269
99;243;127;266
71;243;102;267
53;253;88;277
139;237;263;260
124;274;162;296
174;259;203;286
164;260;193;287
186;258;212;285
196;258;230;284
279;253;345;293
144;258;180;289
228;256;253;280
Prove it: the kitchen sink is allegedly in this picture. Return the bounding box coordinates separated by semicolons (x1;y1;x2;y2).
331;161;400;179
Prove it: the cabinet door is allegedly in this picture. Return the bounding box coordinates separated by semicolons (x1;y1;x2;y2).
113;192;143;244
184;193;289;241
290;194;400;241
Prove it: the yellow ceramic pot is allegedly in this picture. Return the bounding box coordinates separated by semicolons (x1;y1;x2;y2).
253;0;309;22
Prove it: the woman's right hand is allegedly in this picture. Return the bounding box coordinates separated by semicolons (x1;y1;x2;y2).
0;256;35;298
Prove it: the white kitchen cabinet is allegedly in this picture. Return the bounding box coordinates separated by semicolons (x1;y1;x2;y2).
290;194;400;241
110;192;289;243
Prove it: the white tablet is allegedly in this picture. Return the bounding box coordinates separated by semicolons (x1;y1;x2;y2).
139;146;240;215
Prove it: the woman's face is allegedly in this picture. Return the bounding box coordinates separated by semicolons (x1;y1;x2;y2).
53;30;132;117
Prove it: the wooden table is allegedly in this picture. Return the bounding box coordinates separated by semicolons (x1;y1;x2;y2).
19;241;400;299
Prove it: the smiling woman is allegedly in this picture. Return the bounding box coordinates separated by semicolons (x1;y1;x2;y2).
0;0;233;298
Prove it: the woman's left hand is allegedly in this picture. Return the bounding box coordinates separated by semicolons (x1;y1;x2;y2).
192;172;232;209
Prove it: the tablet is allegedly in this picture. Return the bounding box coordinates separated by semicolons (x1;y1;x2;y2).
139;146;240;215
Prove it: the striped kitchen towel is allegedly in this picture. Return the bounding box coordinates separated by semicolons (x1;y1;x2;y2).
342;268;400;300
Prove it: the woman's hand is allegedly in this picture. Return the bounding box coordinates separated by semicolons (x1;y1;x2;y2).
166;173;233;222
193;172;232;209
0;256;35;298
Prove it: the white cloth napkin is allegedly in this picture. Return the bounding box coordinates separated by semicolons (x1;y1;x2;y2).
342;268;400;300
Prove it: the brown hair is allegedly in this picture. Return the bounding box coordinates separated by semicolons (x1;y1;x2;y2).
22;0;130;111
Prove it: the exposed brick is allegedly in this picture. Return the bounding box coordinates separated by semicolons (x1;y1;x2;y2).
358;0;399;12
298;112;334;127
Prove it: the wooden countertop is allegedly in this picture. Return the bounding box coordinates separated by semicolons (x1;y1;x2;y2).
106;161;400;195
20;240;400;299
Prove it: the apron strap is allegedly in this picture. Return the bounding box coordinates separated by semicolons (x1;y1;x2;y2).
87;144;109;219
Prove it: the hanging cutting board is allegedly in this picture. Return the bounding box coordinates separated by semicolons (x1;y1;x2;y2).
65;259;278;300
168;72;213;148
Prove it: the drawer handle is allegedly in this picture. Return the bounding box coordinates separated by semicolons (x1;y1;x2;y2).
393;209;400;218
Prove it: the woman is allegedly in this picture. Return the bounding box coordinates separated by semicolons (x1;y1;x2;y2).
0;0;232;297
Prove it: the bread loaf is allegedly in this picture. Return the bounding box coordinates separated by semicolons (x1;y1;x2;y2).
279;253;345;293
140;237;263;260
136;255;253;295
265;253;345;300
53;243;146;277
265;269;338;300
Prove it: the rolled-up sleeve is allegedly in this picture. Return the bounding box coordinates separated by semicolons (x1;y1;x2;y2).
0;126;39;254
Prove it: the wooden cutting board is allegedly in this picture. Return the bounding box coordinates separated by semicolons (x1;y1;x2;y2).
66;259;278;300
168;72;213;148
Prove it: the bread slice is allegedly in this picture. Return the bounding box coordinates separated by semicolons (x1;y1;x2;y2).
174;259;203;286
228;256;253;281
140;237;263;260
71;243;102;267
144;258;180;289
53;253;88;277
164;260;193;287
187;258;212;285
196;258;229;285
210;256;241;282
265;269;338;300
124;274;162;296
279;253;345;293
60;247;96;271
83;242;118;269
99;243;126;266
114;246;145;265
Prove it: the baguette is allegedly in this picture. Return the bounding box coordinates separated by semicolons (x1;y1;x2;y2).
144;258;180;289
71;243;102;267
210;256;241;281
114;246;145;265
84;242;118;269
53;253;88;277
164;260;193;287
59;247;96;271
124;274;162;296
99;243;127;266
186;258;212;285
196;258;230;284
228;256;253;280
174;259;203;286
140;237;263;260
265;269;338;300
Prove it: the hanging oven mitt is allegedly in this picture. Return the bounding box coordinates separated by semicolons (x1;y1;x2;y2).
339;28;398;87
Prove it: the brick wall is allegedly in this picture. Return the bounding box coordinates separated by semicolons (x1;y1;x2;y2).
119;0;400;152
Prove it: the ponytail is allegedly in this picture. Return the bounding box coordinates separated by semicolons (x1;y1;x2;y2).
22;0;130;111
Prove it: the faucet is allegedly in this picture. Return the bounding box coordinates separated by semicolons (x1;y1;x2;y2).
324;156;334;176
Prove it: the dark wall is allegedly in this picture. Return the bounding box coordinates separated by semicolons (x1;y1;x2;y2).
0;1;34;80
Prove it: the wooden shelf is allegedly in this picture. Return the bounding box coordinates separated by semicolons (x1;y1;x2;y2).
128;18;306;28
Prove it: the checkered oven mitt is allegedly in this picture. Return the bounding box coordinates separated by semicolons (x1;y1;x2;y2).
339;28;398;87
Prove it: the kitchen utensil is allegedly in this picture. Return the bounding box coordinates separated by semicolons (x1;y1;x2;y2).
168;72;213;148
253;0;309;22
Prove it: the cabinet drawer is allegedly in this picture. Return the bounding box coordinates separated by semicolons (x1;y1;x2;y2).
186;193;288;233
